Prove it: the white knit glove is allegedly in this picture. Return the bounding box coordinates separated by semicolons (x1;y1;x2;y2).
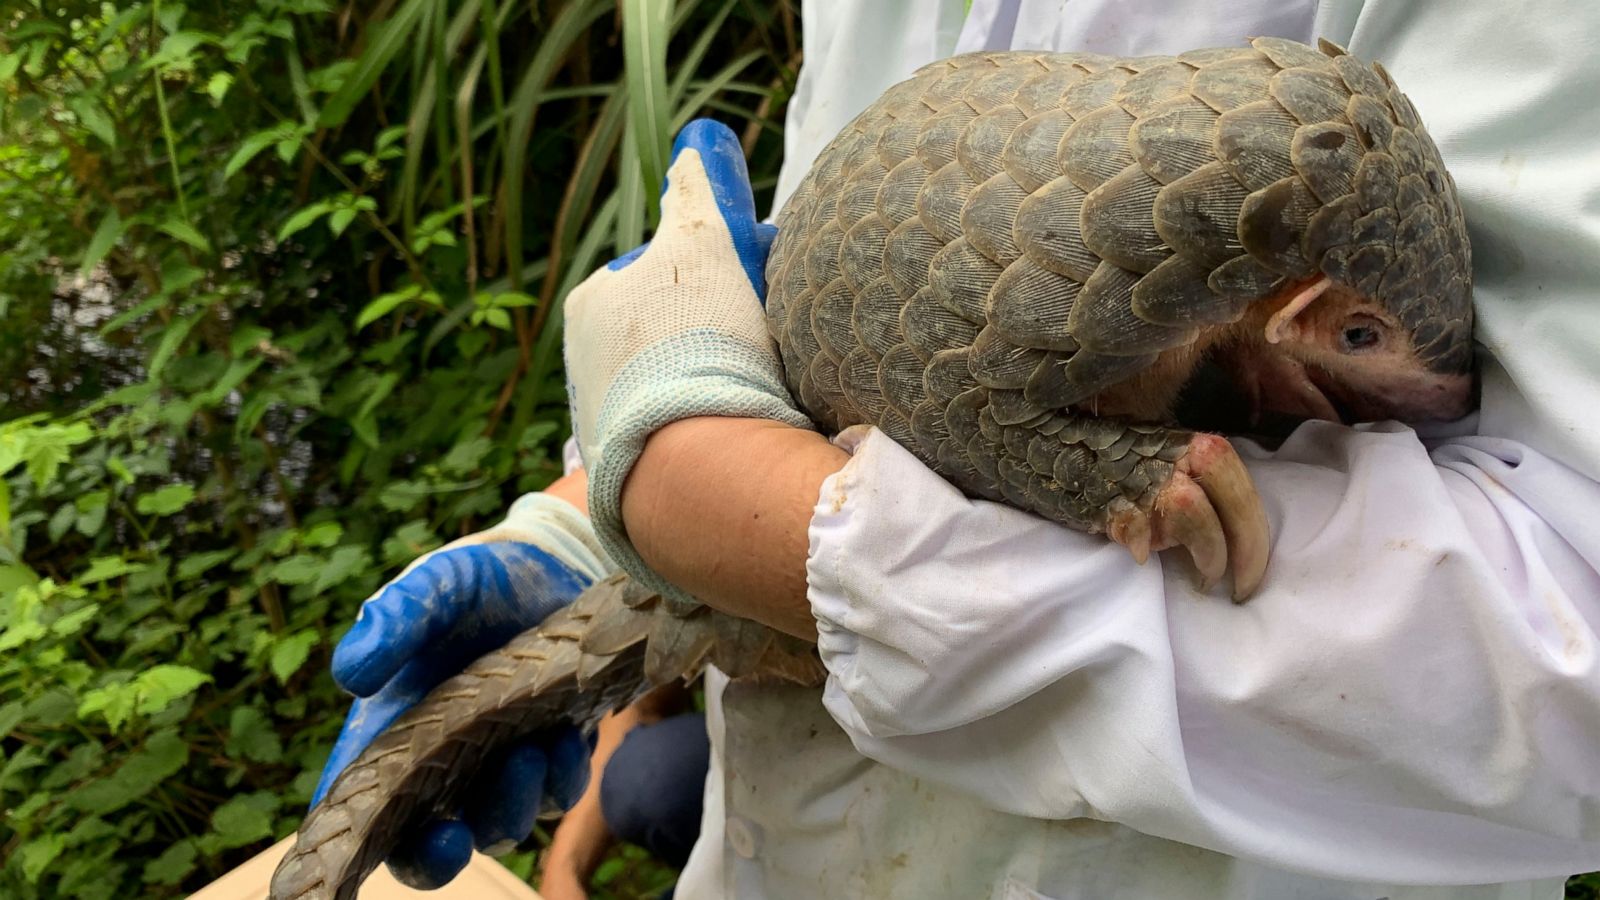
563;119;812;602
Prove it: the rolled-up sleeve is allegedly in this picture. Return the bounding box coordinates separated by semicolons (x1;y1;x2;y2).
807;423;1600;884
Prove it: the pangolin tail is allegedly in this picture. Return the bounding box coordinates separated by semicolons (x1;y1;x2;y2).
267;574;823;900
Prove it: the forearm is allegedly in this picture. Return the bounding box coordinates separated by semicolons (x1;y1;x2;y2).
539;684;689;893
538;708;635;894
619;416;848;641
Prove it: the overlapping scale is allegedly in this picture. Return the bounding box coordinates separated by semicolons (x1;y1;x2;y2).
763;37;1471;531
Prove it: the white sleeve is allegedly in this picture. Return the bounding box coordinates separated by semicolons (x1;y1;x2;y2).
808;425;1600;884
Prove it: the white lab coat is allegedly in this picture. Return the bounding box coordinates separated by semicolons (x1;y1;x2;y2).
676;1;1600;897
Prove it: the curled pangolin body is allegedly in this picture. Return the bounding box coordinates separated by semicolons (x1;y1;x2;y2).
270;38;1471;899
764;37;1470;530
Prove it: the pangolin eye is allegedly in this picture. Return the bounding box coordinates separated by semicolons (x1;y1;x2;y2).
1341;324;1383;352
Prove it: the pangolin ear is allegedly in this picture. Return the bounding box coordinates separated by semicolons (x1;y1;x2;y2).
1264;275;1332;344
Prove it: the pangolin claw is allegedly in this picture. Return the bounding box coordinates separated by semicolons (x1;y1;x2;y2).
1179;434;1270;601
1119;434;1270;600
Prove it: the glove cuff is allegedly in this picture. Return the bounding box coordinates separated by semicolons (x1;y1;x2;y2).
499;492;618;584
585;328;813;606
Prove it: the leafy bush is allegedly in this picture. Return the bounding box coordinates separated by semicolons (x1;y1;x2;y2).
0;1;794;895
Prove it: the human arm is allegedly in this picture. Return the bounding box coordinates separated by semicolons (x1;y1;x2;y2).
537;684;689;900
620;417;844;640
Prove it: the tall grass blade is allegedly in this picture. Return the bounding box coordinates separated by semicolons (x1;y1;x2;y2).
502;0;611;291
670;50;763;130
621;0;673;225
318;0;431;127
528;192;621;401
668;0;738;104
615;122;647;255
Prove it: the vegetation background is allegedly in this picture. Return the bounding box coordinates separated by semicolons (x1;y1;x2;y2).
0;2;1595;899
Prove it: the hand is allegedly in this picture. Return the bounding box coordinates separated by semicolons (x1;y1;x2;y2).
562;118;813;601
313;487;613;889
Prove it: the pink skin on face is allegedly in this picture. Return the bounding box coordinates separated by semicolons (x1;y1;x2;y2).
1229;276;1473;427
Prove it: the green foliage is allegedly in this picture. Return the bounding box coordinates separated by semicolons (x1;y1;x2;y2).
0;0;797;895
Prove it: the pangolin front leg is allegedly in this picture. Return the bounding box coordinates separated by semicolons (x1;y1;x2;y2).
975;407;1268;600
1107;433;1268;599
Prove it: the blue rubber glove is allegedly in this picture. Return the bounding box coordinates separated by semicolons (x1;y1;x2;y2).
563;119;812;604
314;493;615;889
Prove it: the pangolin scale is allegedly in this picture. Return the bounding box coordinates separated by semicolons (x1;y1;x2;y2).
270;38;1472;899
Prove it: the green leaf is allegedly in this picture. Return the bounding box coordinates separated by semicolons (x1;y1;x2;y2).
66;729;187;813
501;0;611;291
50;604;100;638
376;479;425;511
671;50;765;132
0;702;23;741
132;665;211;716
177;548;235;580
48;502;75;542
148;311;203;379
155;4;185;34
301;521;343;548
158;217;212;252
76;684;136;732
353;371;400;422
354;283;422;329
226;707;284;763
223;126;287;180
441;435;494;475
329;206;358;237
208;792;280;850
144;30;212;71
77;667;211;730
307;58;357;94
205;71;234;103
106;458;135;484
489;291;538;309
312;545;367;592
592;856;626;886
277;201;332;241
142;840;196;886
18;834;66;883
0;52;22;85
135;483;195;516
74;491;108;536
68;96;117;147
269;554;320;585
668;0;738;104
10;420;94;489
270;629;318;683
383;520;439;565
80;556;147;585
99;293;169;336
479;307;512;330
376;123;408;150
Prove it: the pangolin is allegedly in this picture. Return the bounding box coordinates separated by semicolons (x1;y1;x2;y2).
269;38;1474;899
